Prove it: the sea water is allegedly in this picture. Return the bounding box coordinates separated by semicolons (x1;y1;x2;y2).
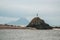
0;29;60;40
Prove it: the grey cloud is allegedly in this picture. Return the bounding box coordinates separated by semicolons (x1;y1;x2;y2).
0;0;60;26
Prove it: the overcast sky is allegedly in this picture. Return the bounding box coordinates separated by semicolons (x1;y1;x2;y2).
0;0;60;26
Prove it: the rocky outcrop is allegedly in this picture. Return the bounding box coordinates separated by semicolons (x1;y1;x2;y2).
26;17;53;29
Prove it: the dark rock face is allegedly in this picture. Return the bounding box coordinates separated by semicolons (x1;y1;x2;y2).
26;17;52;29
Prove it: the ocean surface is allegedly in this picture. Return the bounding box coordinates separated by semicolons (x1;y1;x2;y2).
0;29;60;40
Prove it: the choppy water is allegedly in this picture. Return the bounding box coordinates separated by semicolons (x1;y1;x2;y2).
0;29;60;40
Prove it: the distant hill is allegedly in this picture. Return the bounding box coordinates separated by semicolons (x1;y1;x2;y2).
8;18;29;26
